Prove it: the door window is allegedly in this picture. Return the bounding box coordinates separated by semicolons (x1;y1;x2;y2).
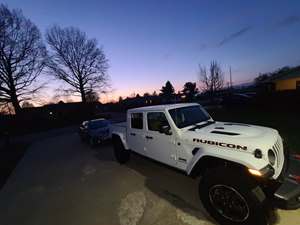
131;113;143;129
147;112;169;132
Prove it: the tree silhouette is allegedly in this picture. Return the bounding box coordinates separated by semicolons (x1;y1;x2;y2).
182;82;198;102
118;96;123;103
199;60;224;96
0;5;46;114
160;81;175;103
46;25;109;103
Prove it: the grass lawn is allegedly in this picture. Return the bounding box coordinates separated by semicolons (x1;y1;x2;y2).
208;106;300;154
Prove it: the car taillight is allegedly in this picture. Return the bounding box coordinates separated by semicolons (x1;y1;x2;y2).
293;154;300;161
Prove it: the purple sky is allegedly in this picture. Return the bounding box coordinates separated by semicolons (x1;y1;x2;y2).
3;0;300;102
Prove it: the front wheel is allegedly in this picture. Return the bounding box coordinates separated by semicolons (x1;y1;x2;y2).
113;136;130;164
199;167;268;225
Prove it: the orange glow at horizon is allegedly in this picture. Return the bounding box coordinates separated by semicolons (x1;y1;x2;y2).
32;80;212;105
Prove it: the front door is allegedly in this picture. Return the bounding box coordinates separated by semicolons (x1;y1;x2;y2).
144;111;176;166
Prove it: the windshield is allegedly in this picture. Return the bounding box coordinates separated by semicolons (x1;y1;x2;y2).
169;105;211;128
88;120;109;129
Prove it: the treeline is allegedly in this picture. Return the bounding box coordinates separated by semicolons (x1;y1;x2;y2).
118;60;226;104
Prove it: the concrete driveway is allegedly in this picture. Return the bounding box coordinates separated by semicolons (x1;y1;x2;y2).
0;132;299;225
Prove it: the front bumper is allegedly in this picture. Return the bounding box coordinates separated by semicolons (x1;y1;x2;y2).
274;156;300;209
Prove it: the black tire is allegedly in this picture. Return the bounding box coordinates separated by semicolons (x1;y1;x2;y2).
78;131;85;142
199;167;268;225
113;136;130;164
89;136;97;147
79;134;84;142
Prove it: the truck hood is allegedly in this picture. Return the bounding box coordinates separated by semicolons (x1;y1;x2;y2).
183;121;279;153
182;121;284;179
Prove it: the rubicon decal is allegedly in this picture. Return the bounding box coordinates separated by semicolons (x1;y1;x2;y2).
193;138;247;151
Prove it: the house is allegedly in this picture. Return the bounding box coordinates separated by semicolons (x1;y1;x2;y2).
272;68;300;91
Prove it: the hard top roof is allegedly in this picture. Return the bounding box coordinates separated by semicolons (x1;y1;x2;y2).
128;103;199;113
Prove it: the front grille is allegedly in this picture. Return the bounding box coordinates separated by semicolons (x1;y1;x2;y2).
272;137;283;168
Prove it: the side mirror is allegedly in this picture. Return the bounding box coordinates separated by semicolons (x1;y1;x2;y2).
159;125;172;135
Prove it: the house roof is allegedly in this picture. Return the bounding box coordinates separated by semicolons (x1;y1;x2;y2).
271;67;300;81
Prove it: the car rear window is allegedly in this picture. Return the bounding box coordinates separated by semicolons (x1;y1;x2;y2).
88;120;109;129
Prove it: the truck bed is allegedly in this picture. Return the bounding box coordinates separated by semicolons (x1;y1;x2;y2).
112;122;126;128
111;122;127;137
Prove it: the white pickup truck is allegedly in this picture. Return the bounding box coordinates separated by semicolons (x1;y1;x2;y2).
112;103;300;225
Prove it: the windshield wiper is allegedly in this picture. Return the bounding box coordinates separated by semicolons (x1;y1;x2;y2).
189;121;215;131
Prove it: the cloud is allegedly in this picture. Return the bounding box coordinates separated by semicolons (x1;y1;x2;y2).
218;26;252;47
276;15;300;28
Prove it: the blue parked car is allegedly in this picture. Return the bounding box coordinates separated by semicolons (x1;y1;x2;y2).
79;119;112;146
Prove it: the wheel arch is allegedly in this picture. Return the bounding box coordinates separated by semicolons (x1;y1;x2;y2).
188;155;247;178
112;133;129;150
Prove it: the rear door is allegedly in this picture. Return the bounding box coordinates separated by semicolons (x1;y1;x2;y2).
127;112;146;155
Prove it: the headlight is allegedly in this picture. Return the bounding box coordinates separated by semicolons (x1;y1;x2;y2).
268;149;276;166
248;165;275;177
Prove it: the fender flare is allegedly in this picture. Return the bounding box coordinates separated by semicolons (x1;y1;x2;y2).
186;149;265;177
112;132;129;150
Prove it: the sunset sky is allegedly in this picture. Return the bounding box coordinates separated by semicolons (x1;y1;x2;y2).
3;0;300;103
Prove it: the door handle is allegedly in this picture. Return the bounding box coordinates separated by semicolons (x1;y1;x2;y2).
130;133;136;136
145;136;153;139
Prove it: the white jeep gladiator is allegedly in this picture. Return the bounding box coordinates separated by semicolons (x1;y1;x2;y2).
112;103;300;225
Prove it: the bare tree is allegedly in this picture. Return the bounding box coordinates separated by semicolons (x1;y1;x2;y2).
0;4;46;115
46;25;109;103
0;102;14;115
198;60;224;96
85;90;99;102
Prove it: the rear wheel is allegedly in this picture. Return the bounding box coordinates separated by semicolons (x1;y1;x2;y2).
113;136;130;164
89;136;97;147
199;167;268;225
79;134;85;142
78;131;86;142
